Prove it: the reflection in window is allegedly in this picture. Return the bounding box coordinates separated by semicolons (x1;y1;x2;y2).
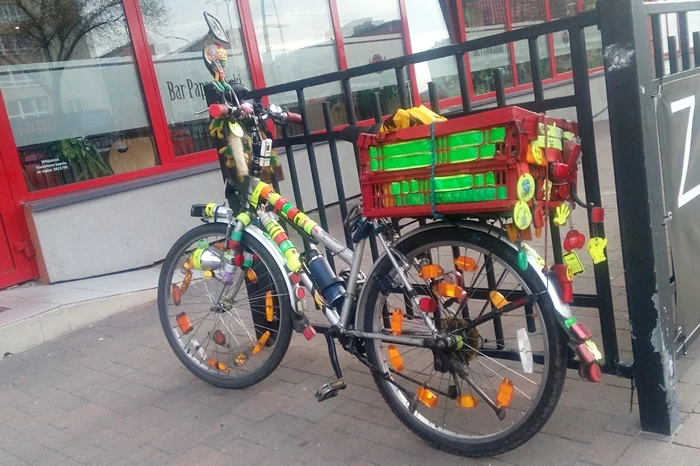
463;0;514;94
510;0;552;84
405;0;460;104
143;0;251;157
250;0;344;132
550;0;578;73
0;0;164;192
338;0;405;120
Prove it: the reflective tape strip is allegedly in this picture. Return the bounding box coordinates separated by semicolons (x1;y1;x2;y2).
284;249;302;273
260;184;274;200
303;219;318;235
192;248;204;270
281;203;293;216
274;197;287;212
279;240;293;254
286;206;300;221
268;225;285;239
272;231;289;246
251;182;267;207
267;192;281;206
236;212;251;226
231;231;243;241
205;203;217;217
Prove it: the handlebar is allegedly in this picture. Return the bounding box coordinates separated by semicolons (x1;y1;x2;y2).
208;102;302;125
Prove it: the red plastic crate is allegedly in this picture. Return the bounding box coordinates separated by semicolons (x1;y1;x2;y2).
358;106;579;219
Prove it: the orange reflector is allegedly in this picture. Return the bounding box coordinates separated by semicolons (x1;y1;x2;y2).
387;345;404;372
265;291;274;322
496;378;514;408
181;271;192;294
171;285;182;306
183;258;194;271
234;353;248;366
252;331;271;355
416;387;438;408
214;241;225;251
390;310;403;336
175;313;192;334
207;359;229;372
203;270;213;278
433;283;466;299
246;269;258;283
489;291;509;309
454;256;478;272
456;395;480;408
213;330;226;346
419;264;444;280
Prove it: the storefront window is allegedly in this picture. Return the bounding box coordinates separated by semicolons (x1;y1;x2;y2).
511;0;552;84
338;0;405;119
550;0;578;73
0;0;162;192
405;0;460;105
250;0;343;132
143;0;251;157
463;0;514;95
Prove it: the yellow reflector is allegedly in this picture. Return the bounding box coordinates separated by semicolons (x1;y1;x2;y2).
175;313;192;334
234;353;248;366
265;291;274;322
456;395;479;408
183;258;194;271
203;270;213;278
489;291;509;309
390;310;403;336
171;285;182;306
433;283;466;299
387;345;404;372
419;264;444;280
416;387;438;408
252;331;271;355
246;269;258;283
207;359;229;372
454;256;478;272
496;378;514;408
181;271;192;294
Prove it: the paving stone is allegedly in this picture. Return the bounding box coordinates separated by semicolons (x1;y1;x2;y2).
59;440;106;464
361;444;427;466
498;433;587;466
578;432;634;466
673;413;700;450
616;437;700;466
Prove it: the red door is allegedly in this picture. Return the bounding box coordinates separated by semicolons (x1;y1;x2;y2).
0;92;36;289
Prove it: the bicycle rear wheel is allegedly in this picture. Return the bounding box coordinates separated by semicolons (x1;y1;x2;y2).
158;222;293;388
359;225;567;457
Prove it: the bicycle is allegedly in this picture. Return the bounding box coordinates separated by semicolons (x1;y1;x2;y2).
157;12;604;457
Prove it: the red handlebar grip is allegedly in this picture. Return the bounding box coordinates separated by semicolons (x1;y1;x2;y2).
286;112;303;124
209;104;230;118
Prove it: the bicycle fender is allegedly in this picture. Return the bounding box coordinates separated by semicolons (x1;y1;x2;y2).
243;225;296;309
355;220;572;331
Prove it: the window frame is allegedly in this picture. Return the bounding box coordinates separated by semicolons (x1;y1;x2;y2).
0;0;605;204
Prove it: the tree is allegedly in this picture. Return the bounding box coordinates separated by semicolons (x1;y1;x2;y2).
5;0;168;114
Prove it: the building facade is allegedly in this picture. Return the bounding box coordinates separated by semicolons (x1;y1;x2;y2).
0;0;662;287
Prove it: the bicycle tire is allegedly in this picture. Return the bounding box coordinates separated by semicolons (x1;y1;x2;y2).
158;222;293;389
359;225;567;457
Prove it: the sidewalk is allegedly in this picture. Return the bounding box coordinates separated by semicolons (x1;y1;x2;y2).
0;301;699;465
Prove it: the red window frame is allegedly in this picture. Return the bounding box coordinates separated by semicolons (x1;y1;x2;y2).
0;0;607;205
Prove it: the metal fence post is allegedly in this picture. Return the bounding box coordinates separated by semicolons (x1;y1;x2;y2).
598;0;679;436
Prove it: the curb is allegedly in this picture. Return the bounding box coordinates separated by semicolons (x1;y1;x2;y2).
0;288;156;356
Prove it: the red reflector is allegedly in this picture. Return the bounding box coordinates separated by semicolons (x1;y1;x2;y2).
289;273;301;285
551;163;569;179
419;298;437;313
576;343;596;365
570;323;593;341
295;287;306;299
302;326;317;340
587;363;602;383
213;330;226;346
591;207;605;224
234;254;244;267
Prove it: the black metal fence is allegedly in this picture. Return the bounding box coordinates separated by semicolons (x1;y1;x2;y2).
248;8;623;378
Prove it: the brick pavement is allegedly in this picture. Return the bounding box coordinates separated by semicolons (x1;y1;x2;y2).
2;120;700;465
1;300;700;466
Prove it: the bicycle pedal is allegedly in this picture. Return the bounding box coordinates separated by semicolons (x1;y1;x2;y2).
315;379;346;402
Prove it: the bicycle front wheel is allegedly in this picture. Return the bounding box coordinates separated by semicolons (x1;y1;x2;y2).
359;225;567;457
158;222;293;389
